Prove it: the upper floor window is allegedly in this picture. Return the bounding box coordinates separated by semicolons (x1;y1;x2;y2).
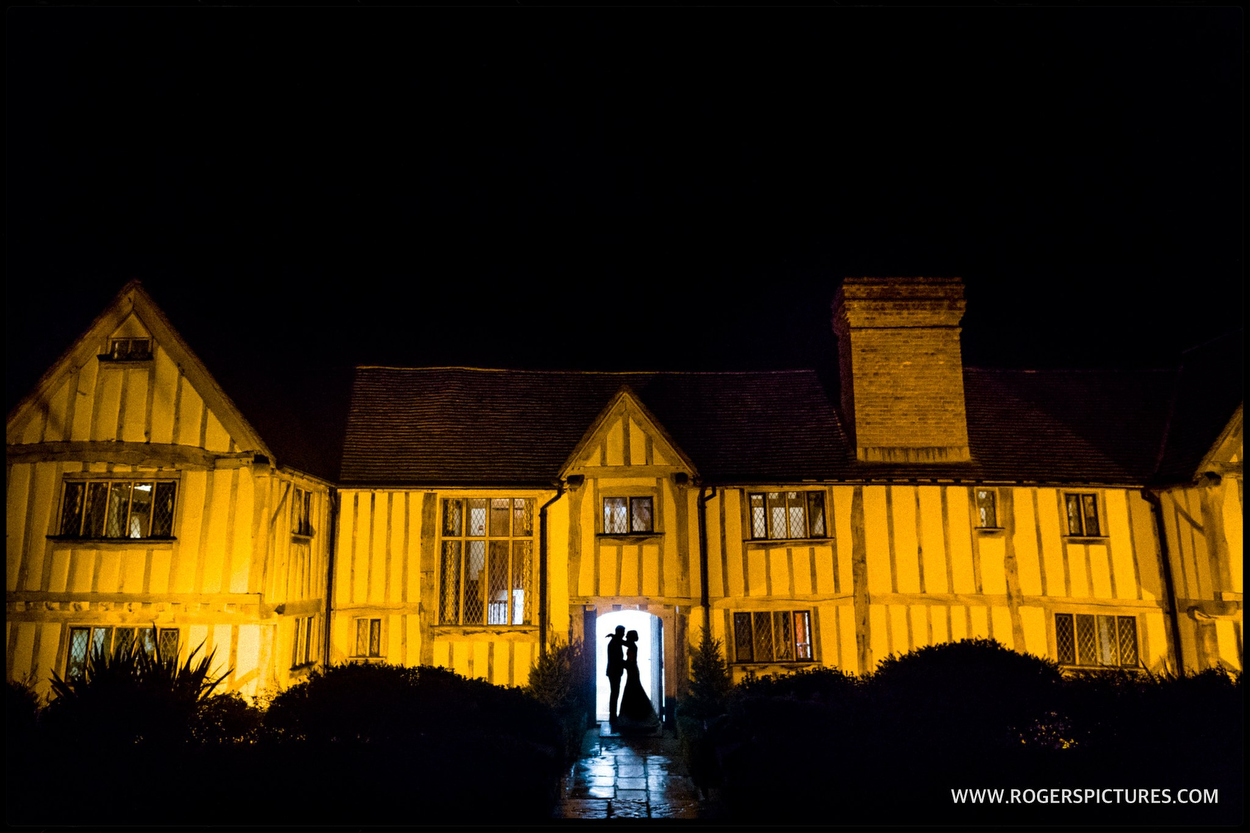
439;498;534;626
1055;613;1138;668
102;338;152;361
1064;493;1102;537
732;610;814;663
748;491;827;540
291;487;313;537
603;496;654;534
65;625;179;681
58;480;177;540
975;488;999;529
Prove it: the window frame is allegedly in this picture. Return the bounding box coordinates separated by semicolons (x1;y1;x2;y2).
352;617;384;661
601;495;656;535
730;610;815;665
55;478;179;541
746;490;828;542
437;497;537;629
1063;492;1104;538
65;625;180;681
291;486;314;538
974;487;1001;530
291;615;318;669
1054;612;1139;669
99;337;153;363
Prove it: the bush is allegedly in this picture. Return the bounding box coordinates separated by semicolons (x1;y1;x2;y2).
192;691;263;744
6;679;40;750
869;638;1063;761
42;634;227;749
525;637;591;760
678;629;734;795
732;664;858;703
260;662;565;823
684;628;733;722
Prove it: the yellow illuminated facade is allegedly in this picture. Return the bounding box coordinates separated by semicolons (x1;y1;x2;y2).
6;280;1242;712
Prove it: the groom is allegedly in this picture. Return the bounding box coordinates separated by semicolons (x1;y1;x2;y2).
605;625;626;726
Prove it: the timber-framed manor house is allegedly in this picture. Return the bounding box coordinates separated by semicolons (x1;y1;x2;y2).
7;278;1243;721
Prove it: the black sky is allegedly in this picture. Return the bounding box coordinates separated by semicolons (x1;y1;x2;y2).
5;6;1244;414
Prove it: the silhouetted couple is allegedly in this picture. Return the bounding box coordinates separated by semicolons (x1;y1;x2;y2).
605;625;658;734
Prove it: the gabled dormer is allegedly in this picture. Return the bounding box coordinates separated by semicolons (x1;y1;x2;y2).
560;386;696;481
1196;404;1243;481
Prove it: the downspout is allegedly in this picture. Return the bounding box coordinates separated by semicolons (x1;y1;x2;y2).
697;485;715;626
323;487;338;668
1144;488;1184;674
538;483;565;656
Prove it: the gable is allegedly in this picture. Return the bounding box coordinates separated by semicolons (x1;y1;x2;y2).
561;387;696;477
6;282;269;459
1197;405;1243;477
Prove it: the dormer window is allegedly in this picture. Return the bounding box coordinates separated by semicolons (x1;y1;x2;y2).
102;338;152;361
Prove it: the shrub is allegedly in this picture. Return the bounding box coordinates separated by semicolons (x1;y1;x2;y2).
260;662;565;823
192;691;264;744
732;664;858;703
6;679;41;749
683;628;733;722
526;637;591;760
869;638;1063;762
42;634;227;749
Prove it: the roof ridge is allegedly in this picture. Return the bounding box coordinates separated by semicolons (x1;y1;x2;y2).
352;365;820;376
964;366;1174;374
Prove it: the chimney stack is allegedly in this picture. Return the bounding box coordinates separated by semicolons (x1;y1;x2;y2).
832;277;971;463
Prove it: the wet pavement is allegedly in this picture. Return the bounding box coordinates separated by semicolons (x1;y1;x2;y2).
552;721;730;822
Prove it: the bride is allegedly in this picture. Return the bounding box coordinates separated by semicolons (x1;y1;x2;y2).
617;630;659;734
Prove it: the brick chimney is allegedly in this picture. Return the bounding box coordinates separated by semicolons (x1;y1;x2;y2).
832;277;971;463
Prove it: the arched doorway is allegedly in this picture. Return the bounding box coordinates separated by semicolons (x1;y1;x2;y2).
594;610;664;723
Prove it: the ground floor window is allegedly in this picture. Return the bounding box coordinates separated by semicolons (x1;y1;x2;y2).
1055;613;1138;668
439;498;535;626
291;615;318;668
353;618;383;659
732;610;813;663
65;625;179;680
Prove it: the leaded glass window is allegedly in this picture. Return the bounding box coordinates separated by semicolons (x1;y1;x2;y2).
731;610;815;664
354;618;382;657
1065;493;1102;537
748;491;828;540
1054;613;1138;668
602;496;654;534
65;626;179;681
439;498;535;626
59;480;177;539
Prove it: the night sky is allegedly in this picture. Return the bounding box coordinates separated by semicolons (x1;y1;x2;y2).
5;6;1244;416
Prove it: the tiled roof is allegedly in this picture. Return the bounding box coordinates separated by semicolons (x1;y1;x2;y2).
339;361;1229;487
340;368;851;485
1154;330;1244;485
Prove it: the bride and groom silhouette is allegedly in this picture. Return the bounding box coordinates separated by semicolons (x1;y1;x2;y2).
605;625;659;734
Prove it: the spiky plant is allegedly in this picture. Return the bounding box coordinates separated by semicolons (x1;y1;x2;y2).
45;630;228;748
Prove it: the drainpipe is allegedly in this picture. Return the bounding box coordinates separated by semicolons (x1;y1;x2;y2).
324;488;338;668
1144;488;1184;675
697;486;715;627
538;483;565;656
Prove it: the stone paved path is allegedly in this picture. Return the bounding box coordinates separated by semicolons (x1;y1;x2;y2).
552;722;729;821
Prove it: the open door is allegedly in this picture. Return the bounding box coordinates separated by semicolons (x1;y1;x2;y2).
650;617;665;725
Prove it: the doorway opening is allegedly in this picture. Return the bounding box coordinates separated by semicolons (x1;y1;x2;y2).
594;609;663;723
